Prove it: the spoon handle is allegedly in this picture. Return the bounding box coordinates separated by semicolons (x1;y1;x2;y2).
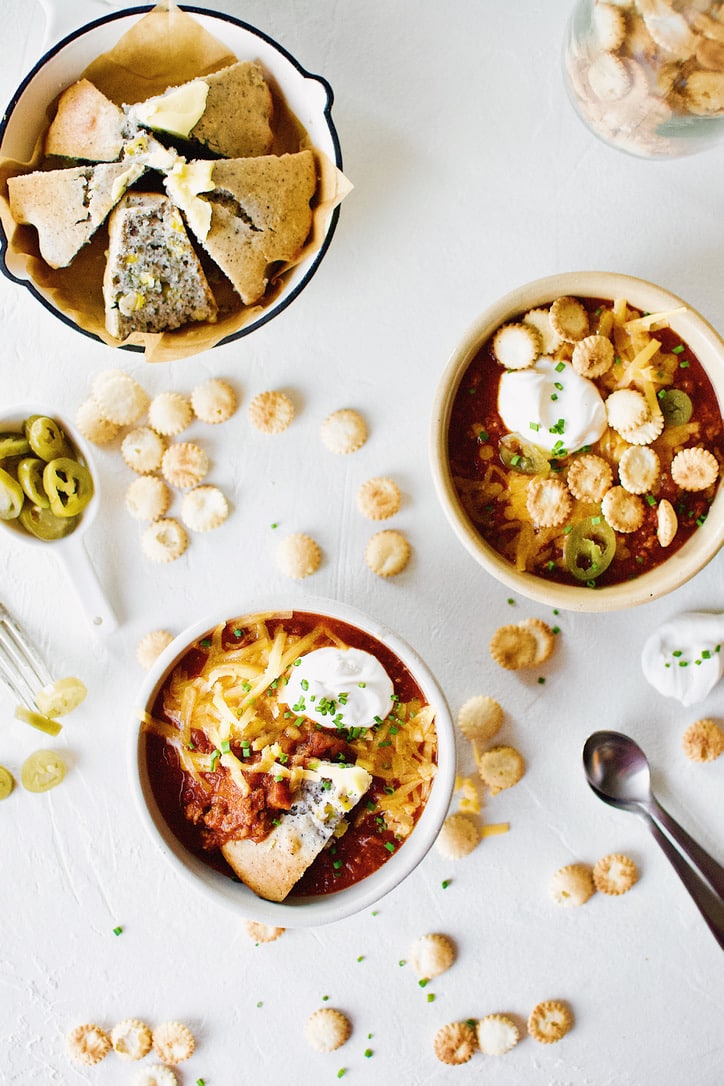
647;821;724;950
647;797;724;899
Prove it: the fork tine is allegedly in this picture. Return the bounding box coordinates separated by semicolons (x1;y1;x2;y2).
0;603;53;710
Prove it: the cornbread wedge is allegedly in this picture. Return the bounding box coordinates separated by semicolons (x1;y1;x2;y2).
103;192;217;338
8;161;146;268
222;762;372;901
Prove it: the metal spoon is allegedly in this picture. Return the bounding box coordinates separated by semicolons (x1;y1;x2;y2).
582;730;724;949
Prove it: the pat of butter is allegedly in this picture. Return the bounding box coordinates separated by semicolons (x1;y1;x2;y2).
164;160;215;240
307;761;372;806
133;79;209;139
110;162;145;201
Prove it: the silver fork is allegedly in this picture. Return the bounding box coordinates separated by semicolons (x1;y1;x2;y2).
0;603;53;711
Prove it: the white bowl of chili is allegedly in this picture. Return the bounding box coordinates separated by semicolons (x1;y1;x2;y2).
131;597;456;927
431;272;724;612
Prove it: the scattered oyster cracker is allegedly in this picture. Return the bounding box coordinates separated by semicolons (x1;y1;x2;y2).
433;1022;477;1066
670;447;720;491
248;389;295;433
592;853;638;896
601;486;644;533
76;398;120;445
548;863;595;907
489;624;538;670
181;485;229;532
320;408;367;454
476;1014;520;1056
435;813;479;859
682;718;724;763
148;391;193;436
477;745;525;795
304;1008;351;1052
66;1023;111;1066
276;533;321;579
641;612;724;706
92;369;149;426
492;322;540;370
527;1000;574;1044
566;453;612;503
136;629;174;669
365;529;410;577
110;1019;153;1061
121;427;166;474
457;695;503;743
244;920;285;943
151;1021;195;1064
191;378;237;424
357;476;401;520
408;933;455;979
125;475;171;521
141;518;188;563
161;442;209;489
526;477;572;529
549;296;589;342
133;1067;177;1086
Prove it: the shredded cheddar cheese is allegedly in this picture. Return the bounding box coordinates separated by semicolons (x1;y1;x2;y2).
140;615;438;843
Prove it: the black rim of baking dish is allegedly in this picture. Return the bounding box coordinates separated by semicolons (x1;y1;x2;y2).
0;4;343;353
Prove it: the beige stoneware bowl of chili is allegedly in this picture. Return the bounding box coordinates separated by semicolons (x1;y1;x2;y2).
130;597;456;927
431;272;724;612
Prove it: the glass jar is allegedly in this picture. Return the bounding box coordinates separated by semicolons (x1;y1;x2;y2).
563;0;724;157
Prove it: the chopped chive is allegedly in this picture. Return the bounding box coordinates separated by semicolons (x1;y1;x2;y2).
507;597;515;605
550;393;558;402
270;522;278;529
563;525;573;535
385;841;396;853
233;627;243;637
220;739;231;753
555;361;565;372
112;926;123;936
537;676;545;685
337;1071;346;1079
427;993;436;1003
209;749;221;771
529;421;540;431
510;453;521;466
646;494;657;506
398;959;406;967
200;638;212;648
672;650;683;657
441;879;451;889
358;681;366;688
702;649;712;660
552;625;560;635
680;359;690;368
477;429;489;443
672;344;685;354
364;1048;373;1058
591;515;602;524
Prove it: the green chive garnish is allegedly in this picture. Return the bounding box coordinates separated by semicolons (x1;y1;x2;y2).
112;926;123;936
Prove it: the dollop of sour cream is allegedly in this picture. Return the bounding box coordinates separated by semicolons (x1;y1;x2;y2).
641;611;724;706
498;357;607;455
279;647;395;730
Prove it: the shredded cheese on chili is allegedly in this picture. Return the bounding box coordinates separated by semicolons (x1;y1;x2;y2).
139;615;437;841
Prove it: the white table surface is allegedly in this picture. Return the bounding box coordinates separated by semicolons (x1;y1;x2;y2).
1;1;723;1083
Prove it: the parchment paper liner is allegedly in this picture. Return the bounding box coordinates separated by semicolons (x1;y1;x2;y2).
0;2;351;362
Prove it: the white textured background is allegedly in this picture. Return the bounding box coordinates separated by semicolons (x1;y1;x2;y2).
0;1;722;1084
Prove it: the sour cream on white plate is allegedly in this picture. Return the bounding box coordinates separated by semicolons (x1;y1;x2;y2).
279;647;395;730
498;357;607;455
641;611;724;706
